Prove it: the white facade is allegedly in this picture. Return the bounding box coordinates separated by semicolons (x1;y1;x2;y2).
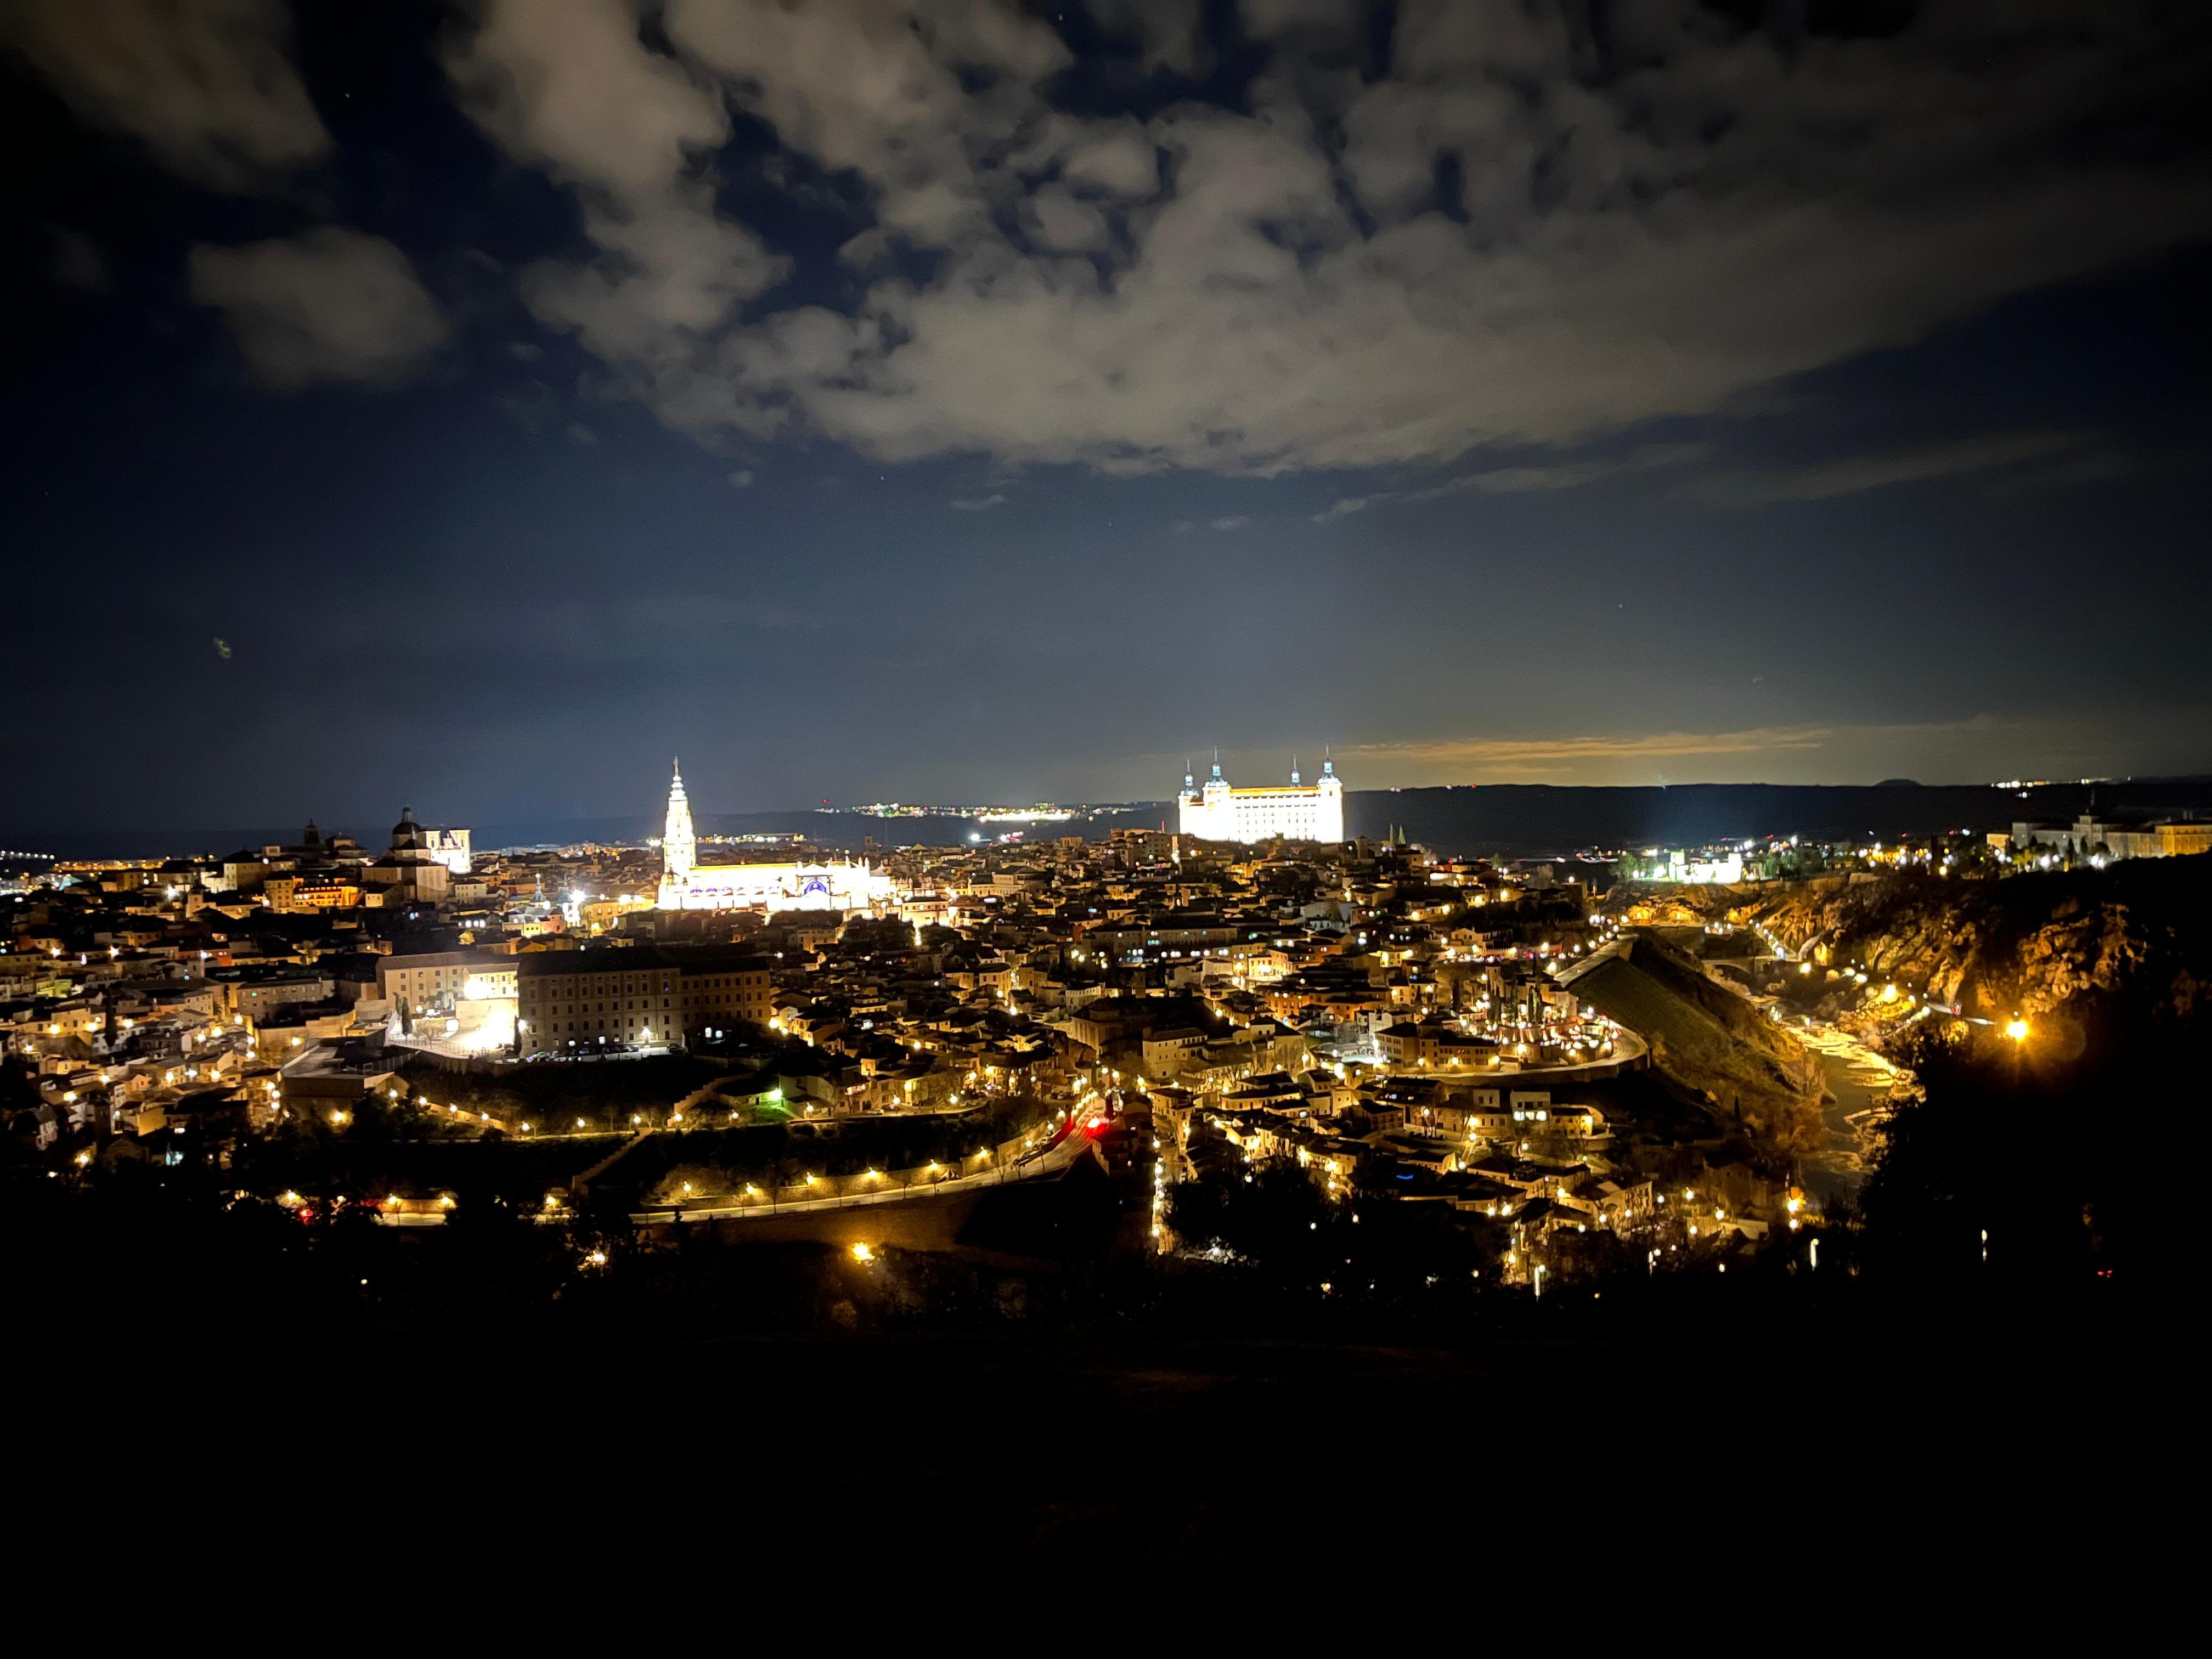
424;827;472;874
1177;757;1344;844
659;860;896;912
1626;849;1744;884
654;761;898;911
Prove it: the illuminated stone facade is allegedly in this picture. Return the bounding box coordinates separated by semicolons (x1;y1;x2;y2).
516;946;772;1056
1177;756;1344;844
653;761;898;912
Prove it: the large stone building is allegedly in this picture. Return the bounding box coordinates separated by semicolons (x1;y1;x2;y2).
362;808;450;904
378;950;515;1014
1177;755;1344;844
515;945;772;1056
2008;814;2212;861
652;761;896;912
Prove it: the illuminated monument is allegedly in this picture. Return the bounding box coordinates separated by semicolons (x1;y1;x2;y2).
1177;753;1344;844
654;762;897;912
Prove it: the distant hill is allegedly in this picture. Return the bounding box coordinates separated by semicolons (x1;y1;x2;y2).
16;775;2212;862
1340;778;2212;857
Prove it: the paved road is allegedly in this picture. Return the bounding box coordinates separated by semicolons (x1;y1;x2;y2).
632;1116;1098;1226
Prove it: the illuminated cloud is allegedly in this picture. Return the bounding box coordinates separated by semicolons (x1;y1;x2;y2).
440;0;2212;476
1330;716;2120;788
1313;443;1710;518
188;229;451;389
1689;431;2118;504
2;0;330;190
1343;726;1838;772
445;0;790;404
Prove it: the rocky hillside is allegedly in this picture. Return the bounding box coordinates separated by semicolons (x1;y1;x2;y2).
1558;932;1826;1153
1729;857;2212;1026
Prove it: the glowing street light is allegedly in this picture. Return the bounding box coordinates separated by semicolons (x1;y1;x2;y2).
2005;1016;2029;1043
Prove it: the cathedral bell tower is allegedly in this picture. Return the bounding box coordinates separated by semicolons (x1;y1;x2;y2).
659;760;696;909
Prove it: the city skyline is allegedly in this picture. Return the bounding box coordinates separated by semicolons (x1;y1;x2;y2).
6;0;2196;1549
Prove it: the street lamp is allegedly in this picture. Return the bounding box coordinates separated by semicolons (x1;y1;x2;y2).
2005;1016;2029;1043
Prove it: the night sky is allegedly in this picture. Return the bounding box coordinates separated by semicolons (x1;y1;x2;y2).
4;1;2209;840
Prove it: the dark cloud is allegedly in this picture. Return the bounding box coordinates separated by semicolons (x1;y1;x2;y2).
188;229;452;388
1;0;329;190
46;225;108;292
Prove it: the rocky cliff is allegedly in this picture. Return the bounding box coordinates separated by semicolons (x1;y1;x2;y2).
1728;857;2212;1026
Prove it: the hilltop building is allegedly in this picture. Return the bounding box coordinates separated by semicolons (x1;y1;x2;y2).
653;762;896;912
361;808;450;905
2006;813;2212;862
1177;754;1344;844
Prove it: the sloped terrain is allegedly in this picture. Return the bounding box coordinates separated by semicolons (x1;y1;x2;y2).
1559;933;1825;1153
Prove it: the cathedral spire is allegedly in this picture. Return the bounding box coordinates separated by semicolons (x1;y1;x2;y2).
662;758;696;889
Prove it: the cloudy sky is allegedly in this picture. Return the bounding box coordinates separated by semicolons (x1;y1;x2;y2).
4;0;2209;832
